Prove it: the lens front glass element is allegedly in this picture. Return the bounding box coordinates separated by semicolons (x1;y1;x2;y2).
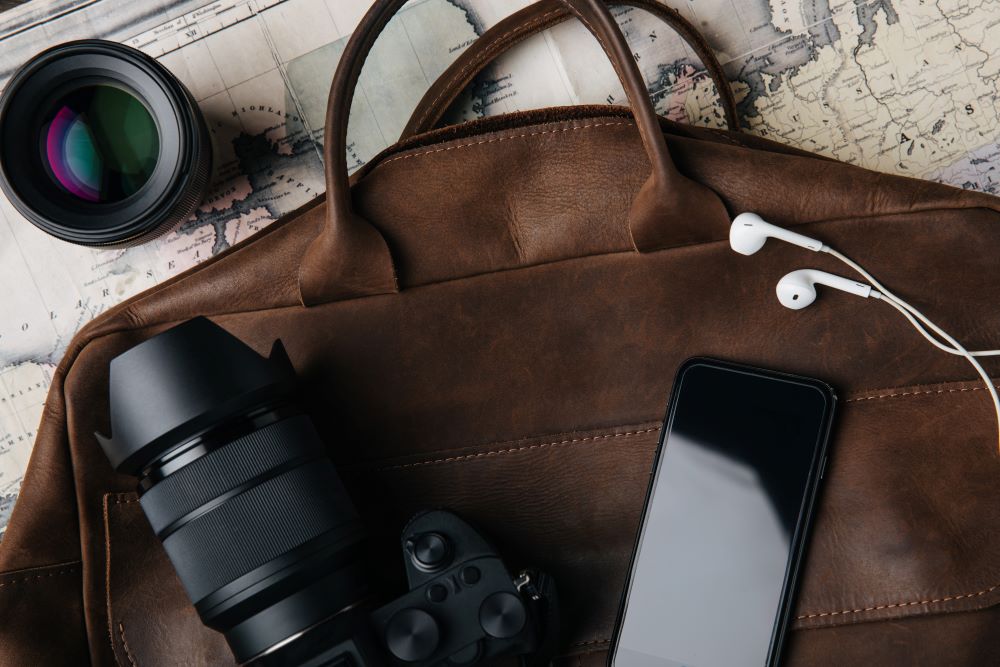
40;84;159;203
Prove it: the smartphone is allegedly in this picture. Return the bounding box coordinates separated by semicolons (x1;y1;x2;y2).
608;358;836;667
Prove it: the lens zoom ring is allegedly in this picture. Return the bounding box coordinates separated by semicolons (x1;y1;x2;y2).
140;415;322;535
162;462;358;603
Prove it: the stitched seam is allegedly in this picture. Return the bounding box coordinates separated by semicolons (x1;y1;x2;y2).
378;121;631;168
118;622;137;667
572;8;658;162
82;200;999;320
796;583;999;620
573;639;610;648
105;495;115;665
846;384;1000;404
106;493;139;667
414;9;563;131
0;566;79;588
377;427;660;471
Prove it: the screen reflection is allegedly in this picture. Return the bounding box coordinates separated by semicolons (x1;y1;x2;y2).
614;362;829;667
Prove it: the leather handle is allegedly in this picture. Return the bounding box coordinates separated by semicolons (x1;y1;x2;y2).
299;0;731;305
401;0;741;139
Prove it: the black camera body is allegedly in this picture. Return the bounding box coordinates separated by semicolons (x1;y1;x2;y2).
277;511;557;667
97;318;556;666
372;511;552;666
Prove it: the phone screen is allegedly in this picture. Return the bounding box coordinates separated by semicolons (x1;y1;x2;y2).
610;359;834;667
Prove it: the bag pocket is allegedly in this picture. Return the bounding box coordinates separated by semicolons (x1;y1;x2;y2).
103;492;234;667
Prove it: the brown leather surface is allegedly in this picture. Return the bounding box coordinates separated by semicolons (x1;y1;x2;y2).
1;0;998;664
400;0;741;139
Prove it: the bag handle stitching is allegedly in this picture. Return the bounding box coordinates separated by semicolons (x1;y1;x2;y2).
376;117;748;173
375;121;632;169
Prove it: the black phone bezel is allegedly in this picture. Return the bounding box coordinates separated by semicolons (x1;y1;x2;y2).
607;356;837;667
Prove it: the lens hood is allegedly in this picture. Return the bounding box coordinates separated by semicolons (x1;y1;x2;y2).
97;317;297;475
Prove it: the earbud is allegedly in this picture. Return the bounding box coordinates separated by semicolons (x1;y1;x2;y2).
776;269;876;310
729;212;826;256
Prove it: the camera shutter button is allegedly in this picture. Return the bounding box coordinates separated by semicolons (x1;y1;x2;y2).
385;608;440;662
410;532;451;571
479;592;527;639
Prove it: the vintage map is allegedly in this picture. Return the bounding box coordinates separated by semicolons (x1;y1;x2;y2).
1;0;999;535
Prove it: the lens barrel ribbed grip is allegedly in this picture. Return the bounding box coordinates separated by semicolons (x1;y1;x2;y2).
140;416;319;534
139;416;359;603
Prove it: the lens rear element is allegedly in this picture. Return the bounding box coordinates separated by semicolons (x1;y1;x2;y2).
42;84;159;203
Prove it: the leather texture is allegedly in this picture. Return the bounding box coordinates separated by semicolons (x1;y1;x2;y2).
1;1;998;665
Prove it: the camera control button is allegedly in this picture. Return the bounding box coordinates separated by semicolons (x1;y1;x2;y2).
427;583;448;603
411;532;451;571
479;592;526;639
385;608;440;662
461;566;481;585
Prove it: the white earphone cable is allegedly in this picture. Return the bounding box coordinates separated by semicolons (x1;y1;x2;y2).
823;247;1000;452
824;247;1000;357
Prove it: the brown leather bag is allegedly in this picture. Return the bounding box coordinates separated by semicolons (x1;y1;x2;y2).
1;0;997;664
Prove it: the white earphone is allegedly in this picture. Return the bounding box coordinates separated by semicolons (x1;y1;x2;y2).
775;269;875;310
730;212;1000;453
730;212;826;255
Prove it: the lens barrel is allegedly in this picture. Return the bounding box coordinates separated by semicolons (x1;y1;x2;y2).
0;40;211;246
98;318;368;664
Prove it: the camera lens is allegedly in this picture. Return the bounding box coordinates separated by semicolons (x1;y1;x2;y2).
0;40;210;246
97;318;370;664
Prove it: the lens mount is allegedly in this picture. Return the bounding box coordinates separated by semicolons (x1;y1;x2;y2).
0;40;211;246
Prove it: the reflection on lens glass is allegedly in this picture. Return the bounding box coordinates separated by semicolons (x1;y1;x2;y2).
41;84;159;203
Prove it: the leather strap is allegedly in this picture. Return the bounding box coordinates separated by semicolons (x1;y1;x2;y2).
299;0;731;306
401;0;741;139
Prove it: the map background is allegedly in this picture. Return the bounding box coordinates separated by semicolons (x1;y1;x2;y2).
1;0;999;535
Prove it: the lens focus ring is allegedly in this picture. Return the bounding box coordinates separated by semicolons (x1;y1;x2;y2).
161;461;358;603
138;414;361;606
139;415;322;536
